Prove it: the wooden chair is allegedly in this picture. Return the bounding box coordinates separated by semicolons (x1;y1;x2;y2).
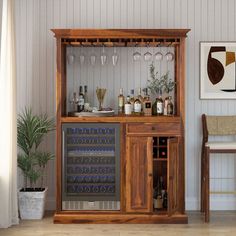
201;114;236;222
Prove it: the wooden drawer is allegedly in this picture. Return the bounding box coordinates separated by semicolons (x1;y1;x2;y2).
126;122;181;136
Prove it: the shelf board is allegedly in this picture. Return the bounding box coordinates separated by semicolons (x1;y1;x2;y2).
153;145;167;148
153;158;168;161
60;115;181;123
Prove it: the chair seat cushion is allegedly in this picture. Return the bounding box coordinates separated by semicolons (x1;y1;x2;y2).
205;141;236;150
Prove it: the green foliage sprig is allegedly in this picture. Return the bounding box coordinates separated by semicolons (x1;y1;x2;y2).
17;108;55;189
147;63;176;96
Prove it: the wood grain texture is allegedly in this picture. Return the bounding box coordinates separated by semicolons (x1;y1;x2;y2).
125;136;153;213
54;212;188;224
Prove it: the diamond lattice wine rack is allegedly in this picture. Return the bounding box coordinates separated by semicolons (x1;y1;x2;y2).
62;123;120;211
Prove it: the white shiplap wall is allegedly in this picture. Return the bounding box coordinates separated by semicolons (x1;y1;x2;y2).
14;0;236;210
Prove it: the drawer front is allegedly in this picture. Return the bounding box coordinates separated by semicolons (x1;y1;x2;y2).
126;123;181;135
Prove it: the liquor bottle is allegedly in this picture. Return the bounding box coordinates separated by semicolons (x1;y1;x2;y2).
143;88;152;116
78;86;84;112
153;178;163;209
133;95;142;115
70;92;78;112
84;85;88;103
137;87;144;111
156;95;163;115
152;98;158;115
118;88;125;114
163;97;169;116
167;96;174;116
124;95;132;115
162;191;168;209
130;89;135;112
84;85;90;111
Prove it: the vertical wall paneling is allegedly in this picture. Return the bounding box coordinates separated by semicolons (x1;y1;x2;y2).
15;0;236;210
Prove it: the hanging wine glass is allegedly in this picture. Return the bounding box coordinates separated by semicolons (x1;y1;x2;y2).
154;46;163;61
79;47;85;65
133;43;141;61
112;47;119;66
90;47;96;66
165;43;174;62
67;47;75;65
144;42;152;61
101;45;107;66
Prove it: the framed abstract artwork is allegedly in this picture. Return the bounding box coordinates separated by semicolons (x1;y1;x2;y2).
200;42;236;99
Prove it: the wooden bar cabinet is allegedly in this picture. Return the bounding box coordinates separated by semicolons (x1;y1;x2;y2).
51;29;190;224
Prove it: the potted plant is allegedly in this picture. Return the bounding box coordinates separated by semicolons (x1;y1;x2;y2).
17;108;54;219
147;63;175;115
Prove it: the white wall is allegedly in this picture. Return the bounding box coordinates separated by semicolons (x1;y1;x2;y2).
15;0;236;211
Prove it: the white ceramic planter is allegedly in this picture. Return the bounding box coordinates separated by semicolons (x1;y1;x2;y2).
18;187;48;220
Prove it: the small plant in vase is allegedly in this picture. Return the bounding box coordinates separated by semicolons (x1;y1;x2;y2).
17;108;54;219
147;63;175;115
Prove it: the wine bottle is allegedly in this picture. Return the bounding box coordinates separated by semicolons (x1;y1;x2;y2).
130;89;135;113
124;95;132;115
133;96;142;115
167;96;174;116
78;86;85;112
156;95;163;115
143;88;152;116
118;88;125;114
137;87;144;112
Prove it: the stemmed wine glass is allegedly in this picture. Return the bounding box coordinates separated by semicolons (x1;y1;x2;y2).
112;47;119;66
79;47;85;65
90;47;96;66
133;43;141;61
101;46;107;66
154;46;163;61
165;44;174;61
67;47;75;65
143;42;152;61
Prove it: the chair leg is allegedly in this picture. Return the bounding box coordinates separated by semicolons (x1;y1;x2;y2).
201;146;205;212
205;146;210;223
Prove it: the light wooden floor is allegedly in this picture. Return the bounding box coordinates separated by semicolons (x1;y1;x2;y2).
1;211;236;236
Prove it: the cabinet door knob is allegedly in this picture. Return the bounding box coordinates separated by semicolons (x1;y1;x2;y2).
148;173;153;177
151;127;155;130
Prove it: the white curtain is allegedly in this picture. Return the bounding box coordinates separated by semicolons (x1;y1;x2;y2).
0;0;19;228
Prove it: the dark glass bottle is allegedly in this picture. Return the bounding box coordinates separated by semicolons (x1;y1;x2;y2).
152;98;158;115
163;191;168;209
78;86;84;112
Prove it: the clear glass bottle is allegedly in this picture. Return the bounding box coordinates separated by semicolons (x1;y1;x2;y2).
118;88;125;114
156;95;163;115
124;95;132;115
137;87;144;111
143;88;152;116
134;96;142;115
78;86;84;112
167;96;174;116
130;89;135;113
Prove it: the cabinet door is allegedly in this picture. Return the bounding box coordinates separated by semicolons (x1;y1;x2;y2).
168;137;179;216
126;136;153;213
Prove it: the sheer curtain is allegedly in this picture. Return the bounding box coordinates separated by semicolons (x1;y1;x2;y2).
0;0;19;228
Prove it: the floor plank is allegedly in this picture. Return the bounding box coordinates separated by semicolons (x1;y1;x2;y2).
1;211;236;236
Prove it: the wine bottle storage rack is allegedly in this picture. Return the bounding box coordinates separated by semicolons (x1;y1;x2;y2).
153;137;169;159
62;123;120;201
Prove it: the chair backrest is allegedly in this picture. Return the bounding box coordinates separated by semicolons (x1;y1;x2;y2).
202;114;236;138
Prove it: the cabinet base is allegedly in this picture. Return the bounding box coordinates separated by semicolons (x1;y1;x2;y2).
54;212;188;224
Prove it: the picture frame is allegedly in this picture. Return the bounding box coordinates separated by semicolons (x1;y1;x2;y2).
200;42;236;99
